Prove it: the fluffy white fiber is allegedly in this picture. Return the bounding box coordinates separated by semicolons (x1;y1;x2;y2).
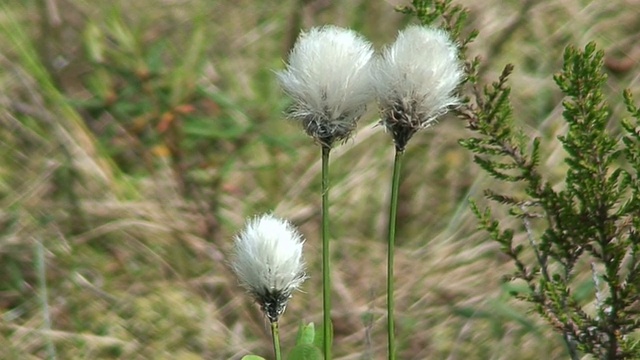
373;25;463;128
231;214;306;321
277;26;375;144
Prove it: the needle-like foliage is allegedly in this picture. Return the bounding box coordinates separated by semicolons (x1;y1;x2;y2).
460;41;640;358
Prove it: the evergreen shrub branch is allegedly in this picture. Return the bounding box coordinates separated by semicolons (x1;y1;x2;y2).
459;39;640;358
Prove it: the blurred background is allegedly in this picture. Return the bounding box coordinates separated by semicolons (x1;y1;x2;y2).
1;0;639;358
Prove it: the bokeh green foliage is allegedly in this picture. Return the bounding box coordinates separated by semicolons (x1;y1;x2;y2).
74;6;287;222
77;10;255;172
0;2;289;358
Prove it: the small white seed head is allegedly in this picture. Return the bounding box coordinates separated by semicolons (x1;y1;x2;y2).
277;25;375;147
372;25;464;150
231;214;307;322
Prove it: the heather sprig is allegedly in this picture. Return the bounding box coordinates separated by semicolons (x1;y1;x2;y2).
460;41;640;359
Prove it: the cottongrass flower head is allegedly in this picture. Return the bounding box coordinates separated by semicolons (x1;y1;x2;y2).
277;25;375;147
231;214;307;323
373;25;464;151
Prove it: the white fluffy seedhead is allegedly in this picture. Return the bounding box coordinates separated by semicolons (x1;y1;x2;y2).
231;214;307;322
277;25;375;147
372;25;463;150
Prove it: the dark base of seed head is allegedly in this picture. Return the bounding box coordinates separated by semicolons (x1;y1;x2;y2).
257;288;292;323
389;125;417;152
381;103;419;151
302;116;357;148
293;103;363;148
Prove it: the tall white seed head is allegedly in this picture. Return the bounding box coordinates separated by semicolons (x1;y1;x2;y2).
372;25;464;150
277;25;375;147
231;214;307;322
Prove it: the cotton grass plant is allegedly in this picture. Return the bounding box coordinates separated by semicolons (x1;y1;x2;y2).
273;22;464;360
231;214;307;360
6;0;640;359
372;25;463;359
277;25;375;360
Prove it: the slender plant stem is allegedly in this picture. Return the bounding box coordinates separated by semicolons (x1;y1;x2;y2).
387;149;404;360
35;236;57;360
321;145;332;360
270;321;282;360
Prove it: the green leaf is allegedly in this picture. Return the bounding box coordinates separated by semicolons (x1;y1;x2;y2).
170;24;206;105
286;344;323;360
145;41;166;75
241;356;266;360
182;117;247;140
295;322;315;346
313;320;332;355
83;21;105;63
486;299;540;336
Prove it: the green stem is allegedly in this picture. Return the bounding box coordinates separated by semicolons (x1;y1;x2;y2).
35;237;57;360
270;321;282;360
321;145;332;360
387;149;404;360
